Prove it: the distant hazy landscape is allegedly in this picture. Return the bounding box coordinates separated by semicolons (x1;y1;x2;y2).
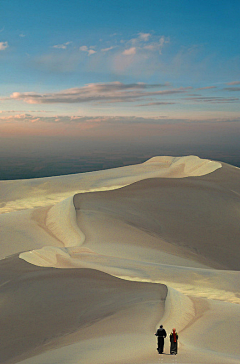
1;136;239;179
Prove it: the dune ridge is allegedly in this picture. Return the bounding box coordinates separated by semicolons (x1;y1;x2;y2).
45;196;85;247
1;156;240;364
144;155;222;176
0;155;221;214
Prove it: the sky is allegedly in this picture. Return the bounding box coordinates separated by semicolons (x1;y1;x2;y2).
0;0;240;177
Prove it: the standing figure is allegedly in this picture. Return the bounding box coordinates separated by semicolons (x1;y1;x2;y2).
170;328;178;355
155;325;167;354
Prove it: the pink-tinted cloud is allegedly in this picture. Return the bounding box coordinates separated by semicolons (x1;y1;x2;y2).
226;81;240;85
196;86;217;90
8;82;185;104
122;47;136;55
137;102;176;107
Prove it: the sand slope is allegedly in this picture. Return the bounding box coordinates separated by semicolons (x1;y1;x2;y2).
0;156;239;364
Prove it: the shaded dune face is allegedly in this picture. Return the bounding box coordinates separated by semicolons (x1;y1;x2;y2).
0;256;167;363
74;164;240;270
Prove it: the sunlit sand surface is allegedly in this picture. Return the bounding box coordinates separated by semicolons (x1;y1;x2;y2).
0;156;239;363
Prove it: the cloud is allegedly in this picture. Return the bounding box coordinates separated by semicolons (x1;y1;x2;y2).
0;110;52;114
101;46;115;52
88;49;96;55
19;33;26;38
196;86;217;90
0;41;8;50
0;113;239;128
223;87;240;91
185;96;239;103
8;82;186;104
137;101;176;107
122;47;136;55
123;34;169;55
138;33;151;42
80;45;96;56
111;34;170;74
53;42;72;49
226;81;240;85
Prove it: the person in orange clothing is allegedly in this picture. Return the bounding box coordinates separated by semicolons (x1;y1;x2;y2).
170;328;178;354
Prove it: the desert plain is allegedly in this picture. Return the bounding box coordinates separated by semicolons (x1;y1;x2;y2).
0;155;239;364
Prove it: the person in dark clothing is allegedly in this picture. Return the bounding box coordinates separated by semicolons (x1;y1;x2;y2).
155;325;167;354
170;328;178;355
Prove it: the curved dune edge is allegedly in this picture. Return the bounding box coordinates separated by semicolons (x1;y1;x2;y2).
19;155;223;260
19;246;240;304
0;155;221;214
45;196;85;247
159;286;195;333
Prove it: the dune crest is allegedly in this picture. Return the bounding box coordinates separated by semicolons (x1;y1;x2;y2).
0;155;221;214
144;155;222;176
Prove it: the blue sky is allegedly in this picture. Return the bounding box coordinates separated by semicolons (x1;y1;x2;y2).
0;0;240;138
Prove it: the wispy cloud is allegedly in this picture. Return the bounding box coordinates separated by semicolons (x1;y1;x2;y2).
8;82;185;104
122;34;169;55
0;113;239;127
137;101;176;107
101;46;115;52
0;41;8;50
226;81;240;85
53;41;72;49
196;86;217;90
185;96;239;103
122;47;136;55
224;87;240;92
109;33;170;74
138;33;151;42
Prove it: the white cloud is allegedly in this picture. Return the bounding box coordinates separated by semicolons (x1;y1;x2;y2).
122;47;136;55
80;45;96;56
53;42;72;49
101;46;115;52
0;41;9;50
79;45;88;52
88;49;96;55
138;33;151;42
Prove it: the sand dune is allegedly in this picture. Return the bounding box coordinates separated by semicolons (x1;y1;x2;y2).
0;156;239;363
0;155;221;214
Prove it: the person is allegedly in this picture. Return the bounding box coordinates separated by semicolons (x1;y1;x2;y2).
155;325;167;354
170;328;178;355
